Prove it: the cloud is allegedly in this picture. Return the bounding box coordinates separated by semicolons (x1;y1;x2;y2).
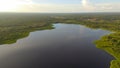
81;0;120;12
17;4;83;12
95;3;120;12
3;0;120;12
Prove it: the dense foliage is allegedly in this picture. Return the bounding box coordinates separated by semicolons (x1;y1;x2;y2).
95;33;120;68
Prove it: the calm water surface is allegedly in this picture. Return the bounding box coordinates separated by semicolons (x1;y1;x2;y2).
0;24;113;68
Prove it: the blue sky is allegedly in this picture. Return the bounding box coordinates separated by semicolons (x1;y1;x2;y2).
0;0;120;12
35;0;120;4
33;0;81;4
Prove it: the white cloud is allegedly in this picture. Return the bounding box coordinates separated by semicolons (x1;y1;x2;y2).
17;4;83;12
1;0;120;12
95;3;120;11
81;0;120;12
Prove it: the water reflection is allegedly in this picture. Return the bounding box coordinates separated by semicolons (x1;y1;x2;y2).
0;24;113;68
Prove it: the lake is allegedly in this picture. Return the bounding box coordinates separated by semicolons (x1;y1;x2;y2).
0;23;113;68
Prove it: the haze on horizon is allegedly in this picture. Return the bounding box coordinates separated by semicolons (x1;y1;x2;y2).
0;0;120;13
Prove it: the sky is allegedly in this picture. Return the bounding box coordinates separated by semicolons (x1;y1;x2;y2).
0;0;120;13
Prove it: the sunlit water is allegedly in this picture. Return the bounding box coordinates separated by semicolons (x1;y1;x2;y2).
0;24;113;68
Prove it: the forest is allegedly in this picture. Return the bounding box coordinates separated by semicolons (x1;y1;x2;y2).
0;13;120;68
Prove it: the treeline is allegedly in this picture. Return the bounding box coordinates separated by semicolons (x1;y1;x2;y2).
0;13;120;44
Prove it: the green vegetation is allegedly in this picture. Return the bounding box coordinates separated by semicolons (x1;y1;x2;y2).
0;13;120;68
110;60;120;68
95;33;120;68
0;24;54;44
0;13;55;44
